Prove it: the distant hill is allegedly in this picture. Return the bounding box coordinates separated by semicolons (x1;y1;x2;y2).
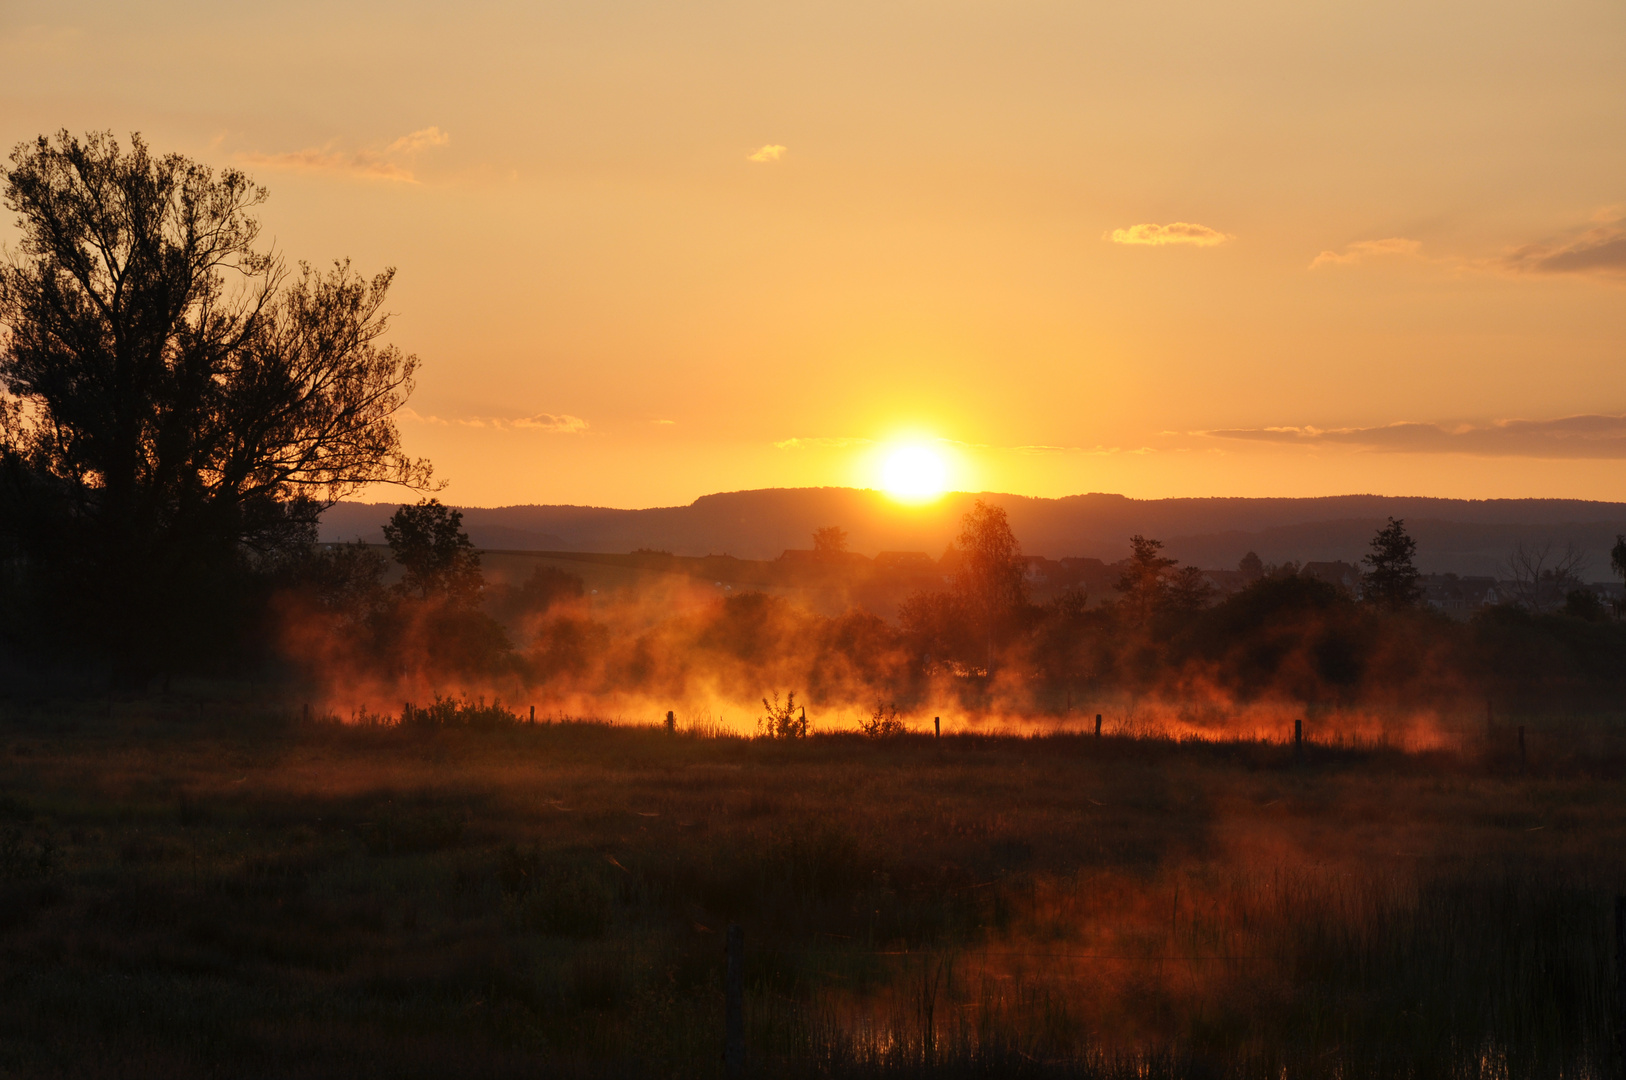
320;489;1626;578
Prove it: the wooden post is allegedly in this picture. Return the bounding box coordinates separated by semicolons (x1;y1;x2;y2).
1518;725;1526;762
724;923;745;1077
1095;713;1102;739
529;705;535;725
302;702;310;723
666;710;676;733
934;716;940;739
1294;718;1303;760
403;701;411;724
1615;896;1626;1072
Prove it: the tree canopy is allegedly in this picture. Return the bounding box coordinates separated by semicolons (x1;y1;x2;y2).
1361;517;1422;609
0;131;432;671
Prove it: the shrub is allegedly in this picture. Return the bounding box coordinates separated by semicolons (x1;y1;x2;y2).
860;701;907;738
759;691;808;739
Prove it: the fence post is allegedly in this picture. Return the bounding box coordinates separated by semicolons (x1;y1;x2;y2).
934;716;940;739
1518;725;1526;763
302;702;310;724
666;710;676;733
725;923;745;1077
1095;713;1102;739
1294;718;1303;760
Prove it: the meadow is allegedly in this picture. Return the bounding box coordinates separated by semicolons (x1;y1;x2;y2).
1;694;1623;1079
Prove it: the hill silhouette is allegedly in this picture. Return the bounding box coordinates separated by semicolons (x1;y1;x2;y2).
320;488;1626;578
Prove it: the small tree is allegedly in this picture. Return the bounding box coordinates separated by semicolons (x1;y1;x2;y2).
1361;517;1422;609
1165;564;1216;614
952;500;1028;672
1506;541;1587;614
384;499;483;605
1611;534;1626;617
859;702;907;738
812;525;848;557
759;692;808;739
1115;535;1177;623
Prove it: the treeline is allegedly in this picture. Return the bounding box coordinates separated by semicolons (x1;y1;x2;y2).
270;499;1626;717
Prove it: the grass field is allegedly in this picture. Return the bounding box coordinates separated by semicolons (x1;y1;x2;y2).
1;695;1624;1078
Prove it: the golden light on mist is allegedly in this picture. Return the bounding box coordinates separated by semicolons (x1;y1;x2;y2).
880;445;948;502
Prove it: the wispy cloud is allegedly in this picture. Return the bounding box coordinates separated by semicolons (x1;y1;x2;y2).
238;126;450;183
747;144;787;163
1309;237;1423;269
1503;215;1626;278
1107;222;1233;247
1206;413;1626;459
386;126;450;154
774;436;872;450
400;408;587;434
775;435;1151;456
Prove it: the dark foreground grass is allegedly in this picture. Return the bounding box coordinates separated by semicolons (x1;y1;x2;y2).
0;697;1623;1078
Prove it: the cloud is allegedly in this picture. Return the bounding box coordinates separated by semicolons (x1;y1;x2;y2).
239;147;417;182
1206;413;1626;459
747;144;787;163
238;127;449;183
386;126;450;154
511;413;589;434
1503;221;1626;278
1107;222;1233;247
1309;237;1424;269
652;419;676;426
399;409;587;434
774;436;873;450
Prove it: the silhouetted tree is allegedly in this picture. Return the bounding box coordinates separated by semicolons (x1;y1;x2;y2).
1611;534;1626;618
953;500;1028;671
1506;541;1587;614
1238;551;1264;583
384;499;482;605
1164;564;1217;615
0;130;431;674
1115;535;1177;623
1361;518;1422;609
812;525;848;557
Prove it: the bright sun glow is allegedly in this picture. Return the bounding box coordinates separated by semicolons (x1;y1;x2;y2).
880;445;948;501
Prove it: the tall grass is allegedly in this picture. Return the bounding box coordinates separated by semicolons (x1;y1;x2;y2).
0;696;1622;1077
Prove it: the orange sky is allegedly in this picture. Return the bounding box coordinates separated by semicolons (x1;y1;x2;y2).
5;0;1625;507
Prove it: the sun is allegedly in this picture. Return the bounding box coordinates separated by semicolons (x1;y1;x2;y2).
880;445;948;502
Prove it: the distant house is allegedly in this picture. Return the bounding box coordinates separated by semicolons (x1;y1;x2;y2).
1055;556;1117;599
873;551;936;573
1022;556;1063;585
1300;561;1363;597
777;548;869;566
1421;573;1501;617
1201;569;1248;594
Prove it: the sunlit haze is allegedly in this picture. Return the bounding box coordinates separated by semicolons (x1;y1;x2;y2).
6;0;1623;507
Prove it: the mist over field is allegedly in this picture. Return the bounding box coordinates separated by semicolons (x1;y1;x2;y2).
2;5;1624;1060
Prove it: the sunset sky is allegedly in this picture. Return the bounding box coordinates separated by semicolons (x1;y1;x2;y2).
4;0;1624;508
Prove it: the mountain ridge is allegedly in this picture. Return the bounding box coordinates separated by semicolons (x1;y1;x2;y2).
320;488;1626;579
